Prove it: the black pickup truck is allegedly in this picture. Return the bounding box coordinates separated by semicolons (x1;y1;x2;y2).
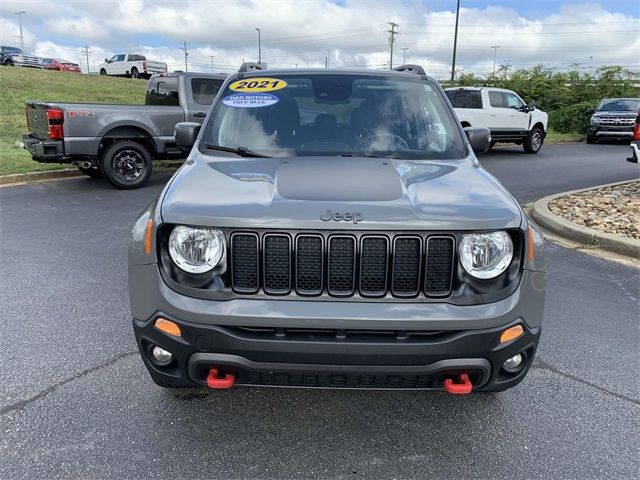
23;72;227;188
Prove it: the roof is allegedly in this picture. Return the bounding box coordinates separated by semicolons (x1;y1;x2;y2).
234;66;435;83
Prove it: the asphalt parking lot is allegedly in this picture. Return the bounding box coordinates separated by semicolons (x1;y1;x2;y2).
0;142;638;479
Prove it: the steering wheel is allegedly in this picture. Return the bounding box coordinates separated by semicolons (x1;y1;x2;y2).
354;133;409;151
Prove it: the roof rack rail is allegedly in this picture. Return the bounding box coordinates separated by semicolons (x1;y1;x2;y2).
238;62;265;73
393;64;426;75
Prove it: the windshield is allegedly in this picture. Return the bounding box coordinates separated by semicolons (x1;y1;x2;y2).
5;47;28;55
597;99;640;112
201;73;465;159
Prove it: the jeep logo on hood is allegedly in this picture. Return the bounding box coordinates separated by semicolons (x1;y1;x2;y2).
320;210;363;224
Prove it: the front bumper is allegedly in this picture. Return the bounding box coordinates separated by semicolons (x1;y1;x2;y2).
130;263;545;392
22;134;66;162
589;125;634;138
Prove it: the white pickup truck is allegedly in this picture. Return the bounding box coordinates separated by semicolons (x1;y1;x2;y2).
445;87;548;154
98;53;167;79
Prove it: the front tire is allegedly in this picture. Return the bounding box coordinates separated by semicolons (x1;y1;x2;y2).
100;68;107;75
523;127;543;154
78;166;102;178
586;135;597;144
100;141;152;189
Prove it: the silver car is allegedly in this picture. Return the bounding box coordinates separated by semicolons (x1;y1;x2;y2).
129;64;546;394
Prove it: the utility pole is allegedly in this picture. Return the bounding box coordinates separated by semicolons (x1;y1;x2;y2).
387;22;399;70
325;49;332;68
81;45;91;74
450;0;460;83
209;56;215;73
255;28;261;64
13;11;26;49
491;45;501;74
401;47;408;65
182;41;189;72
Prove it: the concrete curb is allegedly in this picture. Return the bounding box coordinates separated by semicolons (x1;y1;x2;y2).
532;179;640;259
0;161;184;187
0;169;82;186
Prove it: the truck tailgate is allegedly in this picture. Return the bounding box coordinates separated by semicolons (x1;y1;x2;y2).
25;102;55;140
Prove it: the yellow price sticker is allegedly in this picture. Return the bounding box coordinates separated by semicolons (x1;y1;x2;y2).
229;77;288;93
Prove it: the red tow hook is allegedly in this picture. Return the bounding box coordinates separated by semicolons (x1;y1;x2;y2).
206;368;236;389
443;373;473;395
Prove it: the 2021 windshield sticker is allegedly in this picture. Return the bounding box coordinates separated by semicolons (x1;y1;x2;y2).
229;78;287;93
222;93;280;108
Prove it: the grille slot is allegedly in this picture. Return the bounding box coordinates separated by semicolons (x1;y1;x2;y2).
391;236;422;297
243;371;437;389
263;234;291;294
231;233;259;293
328;236;356;296
425;236;455;296
295;235;323;295
359;236;389;297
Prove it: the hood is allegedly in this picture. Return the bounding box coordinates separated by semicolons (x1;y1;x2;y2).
161;154;522;231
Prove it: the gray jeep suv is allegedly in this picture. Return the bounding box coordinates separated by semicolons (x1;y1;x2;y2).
129;64;546;394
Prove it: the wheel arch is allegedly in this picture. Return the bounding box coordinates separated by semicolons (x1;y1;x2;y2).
98;125;157;159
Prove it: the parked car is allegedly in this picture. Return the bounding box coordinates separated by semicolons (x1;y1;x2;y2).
128;63;547;394
98;53;167;79
587;98;640;144
42;58;81;73
626;107;640;163
22;72;226;188
444;87;548;154
1;45;42;68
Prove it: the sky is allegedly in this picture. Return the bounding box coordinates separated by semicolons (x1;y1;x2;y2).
0;0;638;78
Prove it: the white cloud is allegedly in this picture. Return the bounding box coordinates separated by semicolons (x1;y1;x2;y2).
0;1;638;78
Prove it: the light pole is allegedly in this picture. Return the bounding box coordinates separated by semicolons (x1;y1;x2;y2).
255;28;261;64
13;11;26;49
325;49;332;68
491;45;501;74
450;0;460;83
401;47;408;65
209;55;215;73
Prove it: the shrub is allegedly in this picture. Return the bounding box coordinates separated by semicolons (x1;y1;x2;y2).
548;102;596;134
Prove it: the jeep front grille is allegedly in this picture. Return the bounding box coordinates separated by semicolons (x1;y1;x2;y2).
230;231;455;299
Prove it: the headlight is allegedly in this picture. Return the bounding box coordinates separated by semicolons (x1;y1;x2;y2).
168;226;225;274
459;231;513;279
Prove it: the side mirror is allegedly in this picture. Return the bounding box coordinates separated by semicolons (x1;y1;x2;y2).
528;100;536;110
174;122;201;151
587;108;595;114
464;127;491;154
627;141;639;163
104;58;109;63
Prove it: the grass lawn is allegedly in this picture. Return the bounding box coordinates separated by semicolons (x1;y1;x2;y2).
0;67;147;176
545;130;584;143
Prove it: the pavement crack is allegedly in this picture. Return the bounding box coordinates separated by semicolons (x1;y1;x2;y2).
532;357;640;406
0;351;138;416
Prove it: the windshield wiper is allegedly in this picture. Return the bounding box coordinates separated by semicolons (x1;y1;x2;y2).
203;143;271;158
339;152;399;159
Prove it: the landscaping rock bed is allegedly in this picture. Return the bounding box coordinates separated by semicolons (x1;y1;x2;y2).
549;181;640;240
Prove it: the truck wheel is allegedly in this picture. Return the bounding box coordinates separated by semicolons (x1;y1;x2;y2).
130;67;139;79
523;127;543;154
100;69;107;75
586;135;597;144
100;141;152;189
78;166;102;178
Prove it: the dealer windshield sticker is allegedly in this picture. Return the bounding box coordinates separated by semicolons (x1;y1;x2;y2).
222;93;280;108
229;78;288;92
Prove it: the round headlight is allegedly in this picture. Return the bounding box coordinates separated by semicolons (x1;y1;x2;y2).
168;226;225;274
459;231;513;279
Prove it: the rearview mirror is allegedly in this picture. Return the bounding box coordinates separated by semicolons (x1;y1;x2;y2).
174;122;201;151
464;127;491;154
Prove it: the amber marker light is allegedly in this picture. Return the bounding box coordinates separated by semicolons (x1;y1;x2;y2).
528;225;535;262
145;218;153;256
500;325;524;343
155;318;182;337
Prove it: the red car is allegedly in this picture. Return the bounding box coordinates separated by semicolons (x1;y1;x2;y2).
43;58;81;73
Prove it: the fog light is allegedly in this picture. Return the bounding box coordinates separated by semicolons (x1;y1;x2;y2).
151;346;173;365
503;353;524;372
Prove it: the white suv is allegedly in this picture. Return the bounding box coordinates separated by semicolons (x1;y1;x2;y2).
98;53;167;79
445;87;548;154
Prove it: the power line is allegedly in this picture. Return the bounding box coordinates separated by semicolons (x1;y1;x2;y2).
387;22;399;70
